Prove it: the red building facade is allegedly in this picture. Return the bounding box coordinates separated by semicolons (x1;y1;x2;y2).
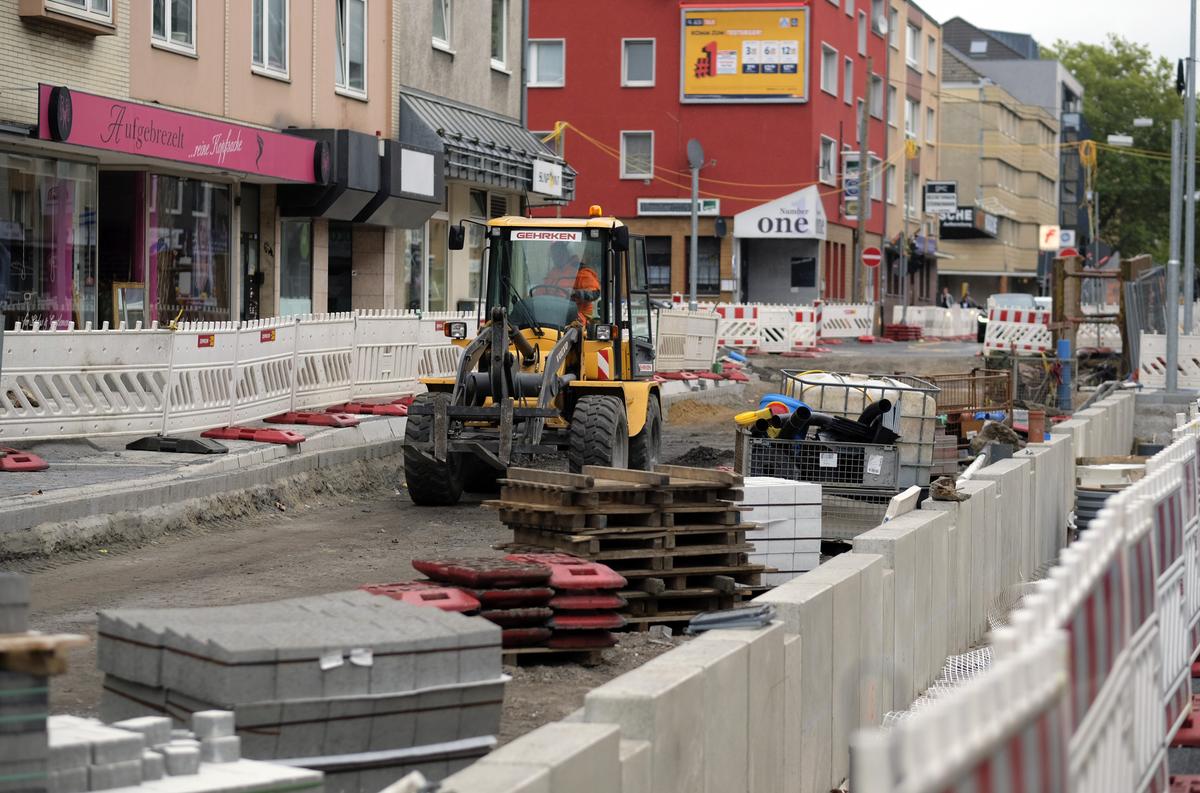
527;0;890;303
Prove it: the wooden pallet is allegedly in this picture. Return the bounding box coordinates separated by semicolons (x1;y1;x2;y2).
501;645;608;666
0;632;89;676
621;588;739;618
508;526;749;556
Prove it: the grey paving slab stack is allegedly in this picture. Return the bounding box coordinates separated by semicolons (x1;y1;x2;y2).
96;591;504;793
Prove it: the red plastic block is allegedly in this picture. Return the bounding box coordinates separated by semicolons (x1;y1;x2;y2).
200;427;305;446
361;582;480;613
549;593;626;611
504;553;628;591
1171;695;1200;747
413;557;552;588
1192;660;1200;678
475;588;555;608
502;627;553;648
697;372;723;380
1172;776;1200;793
480;608;554;628
547;630;618;650
392;395;415;407
265;411;360;428
326;402;408;416
723;370;751;382
549;613;627;631
0;448;49;472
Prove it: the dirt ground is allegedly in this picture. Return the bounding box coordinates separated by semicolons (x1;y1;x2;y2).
15;341;983;745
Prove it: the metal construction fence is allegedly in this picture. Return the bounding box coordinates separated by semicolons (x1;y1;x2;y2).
852;395;1197;793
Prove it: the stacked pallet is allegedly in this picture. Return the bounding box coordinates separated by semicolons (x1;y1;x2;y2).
488;465;767;630
931;431;959;477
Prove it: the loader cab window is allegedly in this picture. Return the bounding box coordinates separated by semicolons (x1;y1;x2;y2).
626;236;653;345
489;229;606;330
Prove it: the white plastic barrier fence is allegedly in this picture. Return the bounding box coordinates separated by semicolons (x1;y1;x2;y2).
418;311;473;378
160;322;239;436
712;304;761;349
983;307;1053;354
292;312;356;411
230;316;298;425
1139;334;1200;389
821;302;876;338
655;310;720;371
756;304;795;353
352;310;423;399
789;305;821;350
894;306;981;339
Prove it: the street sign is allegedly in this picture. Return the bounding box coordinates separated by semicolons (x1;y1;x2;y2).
862;246;882;268
1058;229;1077;247
1060;247;1080;259
923;181;957;215
1038;224;1062;251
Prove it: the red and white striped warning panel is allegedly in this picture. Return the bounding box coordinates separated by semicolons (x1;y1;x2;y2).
714;304;761;349
983;308;1053;354
820;302;876;338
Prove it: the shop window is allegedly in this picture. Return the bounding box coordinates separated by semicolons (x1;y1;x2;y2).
335;0;367;96
398;226;425;310
644;236;671;292
620;131;653;179
491;0;507;69
433;0;452;49
0;153;98;328
428;218;449;311
527;40;565;87
790;257;816;289
684;236;720;295
252;0;289;78
622;39;655;87
148;176;231;322
152;0;194;52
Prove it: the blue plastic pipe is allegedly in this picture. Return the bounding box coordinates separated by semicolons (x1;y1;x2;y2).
1057;338;1072;410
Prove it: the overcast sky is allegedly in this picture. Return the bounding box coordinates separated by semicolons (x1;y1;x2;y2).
915;0;1187;62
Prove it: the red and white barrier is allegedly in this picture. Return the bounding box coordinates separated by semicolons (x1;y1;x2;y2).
821;302;876;338
790;306;821;350
713;304;761;349
1140;334;1200;390
983;308;1053;354
757;305;796;353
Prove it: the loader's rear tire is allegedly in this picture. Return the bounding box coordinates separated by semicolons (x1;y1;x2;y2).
461;456;502;493
629;395;662;471
403;392;464;506
568;395;629;473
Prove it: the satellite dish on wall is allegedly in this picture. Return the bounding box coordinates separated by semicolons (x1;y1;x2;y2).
687;139;705;170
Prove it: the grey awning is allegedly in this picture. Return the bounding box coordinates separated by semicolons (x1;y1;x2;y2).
399;88;575;200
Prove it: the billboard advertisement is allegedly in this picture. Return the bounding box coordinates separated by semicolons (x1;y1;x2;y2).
680;6;809;103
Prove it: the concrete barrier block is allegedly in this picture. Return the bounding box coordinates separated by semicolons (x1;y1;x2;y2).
753;582;830;793
620;740;652;793
701;622;785;793
439;762;550;793
585;665;705;793
645;638;748;793
974;457;1032;590
842;553;885;726
879;568;895;717
483;722;621;793
782;635;802;793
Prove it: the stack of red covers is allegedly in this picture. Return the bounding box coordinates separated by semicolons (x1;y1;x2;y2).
505;552;628;650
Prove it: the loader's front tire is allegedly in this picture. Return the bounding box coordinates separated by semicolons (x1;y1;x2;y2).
629;395;662;471
568;395;629;473
403;392;464;506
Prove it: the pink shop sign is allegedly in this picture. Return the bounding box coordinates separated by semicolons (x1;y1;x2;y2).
37;85;329;184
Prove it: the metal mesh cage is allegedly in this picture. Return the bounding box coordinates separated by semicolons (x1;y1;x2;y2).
924;369;1012;415
737;433;900;489
780;371;940;487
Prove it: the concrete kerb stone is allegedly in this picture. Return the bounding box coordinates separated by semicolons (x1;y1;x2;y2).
619;739;652;793
480;722;621;793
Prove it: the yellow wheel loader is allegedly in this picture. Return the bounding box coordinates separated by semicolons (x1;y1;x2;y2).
402;208;663;506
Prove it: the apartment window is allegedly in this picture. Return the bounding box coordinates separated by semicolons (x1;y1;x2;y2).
820;45;838;95
622;39;655;86
490;0;507;68
152;0;194;52
432;0;451;49
888;7;899;48
819;136;837;185
49;0;110;23
871;0;885;32
905;97;918;137
888;86;898;127
645;236;672;292
925;107;935;142
869;155;882;201
969;39;988;54
685;237;721;295
855;99;865;142
621;131;654;179
841;58;853;104
857;12;867;54
252;0;288;77
845;0;854;13
906;25;920;69
869;74;883;118
527;39;565;87
927;35;937;74
886;164;897;204
335;0;366;95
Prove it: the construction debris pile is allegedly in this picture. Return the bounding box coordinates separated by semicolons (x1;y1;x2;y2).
96;591;505;792
488;465;768;631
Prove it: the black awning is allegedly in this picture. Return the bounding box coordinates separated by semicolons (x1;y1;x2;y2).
399;88;575;199
277;129;378;221
354;139;443;227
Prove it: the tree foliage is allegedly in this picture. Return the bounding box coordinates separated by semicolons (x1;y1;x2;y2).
1045;35;1179;262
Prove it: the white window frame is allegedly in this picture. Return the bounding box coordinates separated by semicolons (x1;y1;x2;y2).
819;135;837;186
527;39;565;87
869;74;883;119
905;97;919;138
252;0;290;80
857;11;867;55
888;7;899;48
490;0;508;72
906;24;921;69
621;38;656;87
151;0;196;55
869;154;882;201
620;131;654;180
845;0;854;14
886;164;897;204
47;0;111;25
335;0;368;99
887;85;898;128
843;57;853;104
926;107;935;142
855;99;865;142
433;0;453;53
927;35;938;74
820;44;838;96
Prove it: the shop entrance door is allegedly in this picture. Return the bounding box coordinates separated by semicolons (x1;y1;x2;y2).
328;222;353;312
241;232;260;320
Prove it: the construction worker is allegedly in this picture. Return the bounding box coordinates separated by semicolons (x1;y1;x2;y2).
545;241;600;324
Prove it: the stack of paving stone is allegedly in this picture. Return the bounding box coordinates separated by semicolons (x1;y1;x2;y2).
739;476;823;584
43;711;322;793
95;591;504;793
